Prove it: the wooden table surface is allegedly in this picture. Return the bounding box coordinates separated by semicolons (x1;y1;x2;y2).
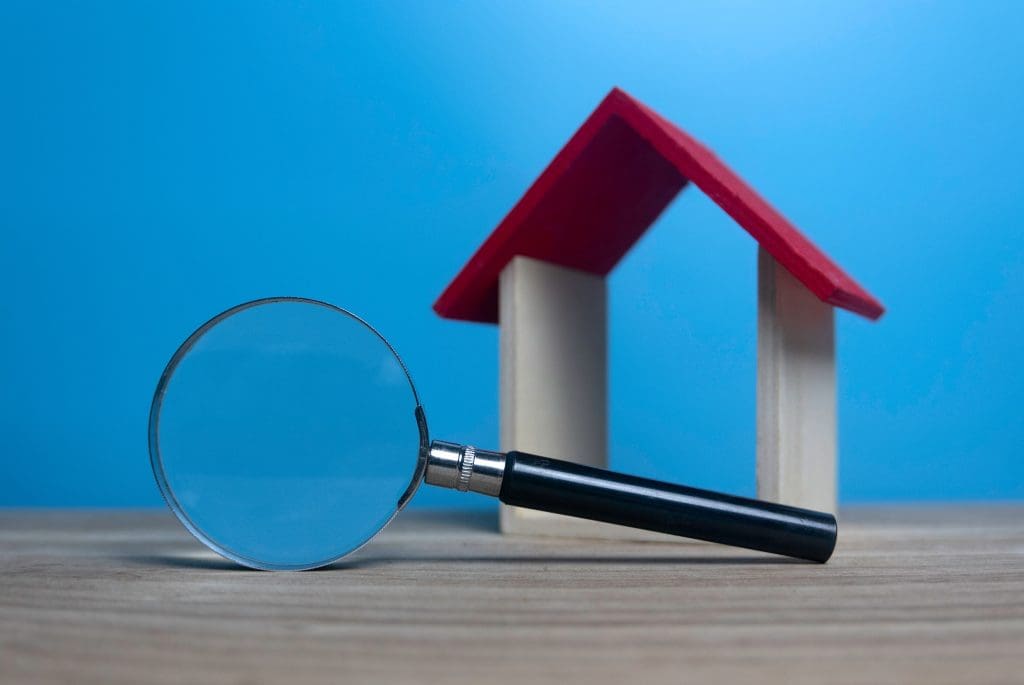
1;506;1022;685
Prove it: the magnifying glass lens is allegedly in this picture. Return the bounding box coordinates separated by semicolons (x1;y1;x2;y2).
150;299;422;570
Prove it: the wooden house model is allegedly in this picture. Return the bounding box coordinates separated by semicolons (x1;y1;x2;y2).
434;88;884;538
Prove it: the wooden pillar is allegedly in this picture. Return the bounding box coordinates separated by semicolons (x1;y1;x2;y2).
756;247;838;514
498;256;608;537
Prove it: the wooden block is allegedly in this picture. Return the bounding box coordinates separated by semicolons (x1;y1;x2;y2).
757;246;837;513
499;256;618;538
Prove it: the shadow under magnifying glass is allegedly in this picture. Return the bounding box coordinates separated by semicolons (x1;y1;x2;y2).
116;510;807;571
120;551;805;572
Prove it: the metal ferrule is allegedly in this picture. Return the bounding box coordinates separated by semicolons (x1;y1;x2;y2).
424;441;506;497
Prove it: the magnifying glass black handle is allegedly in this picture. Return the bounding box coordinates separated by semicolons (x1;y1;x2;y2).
502;451;836;563
426;442;837;563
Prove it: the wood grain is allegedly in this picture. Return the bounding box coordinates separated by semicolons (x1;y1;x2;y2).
499;255;618;539
757;246;837;513
1;506;1022;685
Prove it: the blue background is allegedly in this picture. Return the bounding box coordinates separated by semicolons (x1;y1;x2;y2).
2;2;1022;508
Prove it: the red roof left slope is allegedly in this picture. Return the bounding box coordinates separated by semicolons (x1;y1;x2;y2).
434;87;884;323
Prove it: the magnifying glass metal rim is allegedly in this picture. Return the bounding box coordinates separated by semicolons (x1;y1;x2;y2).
148;296;430;571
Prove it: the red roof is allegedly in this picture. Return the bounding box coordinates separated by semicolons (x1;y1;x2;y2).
434;87;884;323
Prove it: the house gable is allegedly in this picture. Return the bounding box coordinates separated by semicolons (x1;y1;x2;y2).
434;87;884;323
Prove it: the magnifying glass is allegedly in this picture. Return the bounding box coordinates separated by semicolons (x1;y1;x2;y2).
149;297;837;570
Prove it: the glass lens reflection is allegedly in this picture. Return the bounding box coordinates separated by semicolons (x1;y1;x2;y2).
151;299;421;570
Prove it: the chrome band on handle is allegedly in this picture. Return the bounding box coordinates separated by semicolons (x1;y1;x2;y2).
456;445;476;492
425;441;506;497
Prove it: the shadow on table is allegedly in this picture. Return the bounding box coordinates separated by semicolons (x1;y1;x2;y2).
121;551;803;572
117;510;804;570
